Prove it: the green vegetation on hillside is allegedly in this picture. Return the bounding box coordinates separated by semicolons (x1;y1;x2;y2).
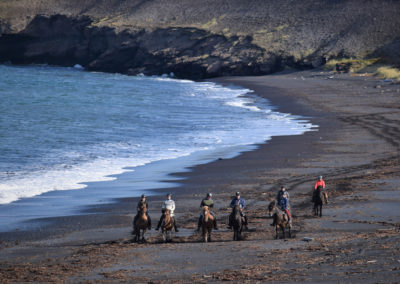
325;58;400;82
375;66;400;82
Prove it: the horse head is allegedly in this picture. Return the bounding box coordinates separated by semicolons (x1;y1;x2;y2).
232;204;241;217
268;200;276;216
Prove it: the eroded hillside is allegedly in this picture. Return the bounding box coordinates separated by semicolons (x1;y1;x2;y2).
1;0;399;78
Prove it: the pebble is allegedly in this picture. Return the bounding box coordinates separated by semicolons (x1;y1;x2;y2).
302;237;313;242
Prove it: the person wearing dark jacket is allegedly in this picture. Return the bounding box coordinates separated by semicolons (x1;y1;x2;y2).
276;186;290;207
196;193;218;231
279;193;291;223
133;194;151;234
228;192;248;230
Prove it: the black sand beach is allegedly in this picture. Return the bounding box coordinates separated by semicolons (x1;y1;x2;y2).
0;69;399;282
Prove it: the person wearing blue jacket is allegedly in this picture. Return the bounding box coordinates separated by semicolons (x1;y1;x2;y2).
279;193;291;223
228;192;248;230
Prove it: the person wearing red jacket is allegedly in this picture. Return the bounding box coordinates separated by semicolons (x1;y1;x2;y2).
314;175;325;190
314;175;328;203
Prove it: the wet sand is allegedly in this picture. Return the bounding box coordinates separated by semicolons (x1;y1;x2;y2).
0;70;399;282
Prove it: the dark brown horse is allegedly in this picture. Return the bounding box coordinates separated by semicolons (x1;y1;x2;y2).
200;206;214;242
161;209;174;243
268;201;291;239
230;205;244;241
312;186;325;217
134;207;149;243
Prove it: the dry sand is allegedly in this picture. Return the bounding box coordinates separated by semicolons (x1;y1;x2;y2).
0;70;399;283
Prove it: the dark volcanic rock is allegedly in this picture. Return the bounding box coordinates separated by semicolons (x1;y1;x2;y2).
0;15;284;79
371;37;400;67
1;0;400;79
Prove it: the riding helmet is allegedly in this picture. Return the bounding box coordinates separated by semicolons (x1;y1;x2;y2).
235;191;240;196
207;193;212;197
167;193;172;197
318;175;323;179
141;194;146;198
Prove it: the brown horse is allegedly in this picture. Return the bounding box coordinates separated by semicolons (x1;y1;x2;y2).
268;201;291;239
200;206;214;242
230;205;244;241
134;207;149;243
161;209;174;243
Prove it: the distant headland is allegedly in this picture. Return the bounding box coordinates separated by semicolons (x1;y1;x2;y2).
1;0;400;79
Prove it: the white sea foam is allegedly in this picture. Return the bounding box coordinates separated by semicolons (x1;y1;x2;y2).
0;147;200;204
73;64;84;70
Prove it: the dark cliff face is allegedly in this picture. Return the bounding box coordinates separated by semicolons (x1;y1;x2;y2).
1;0;400;79
0;15;285;79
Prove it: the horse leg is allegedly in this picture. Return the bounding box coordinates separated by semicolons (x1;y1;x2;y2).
162;231;166;243
208;230;212;242
275;226;279;239
320;204;323;217
142;229;146;242
282;225;286;239
203;228;207;243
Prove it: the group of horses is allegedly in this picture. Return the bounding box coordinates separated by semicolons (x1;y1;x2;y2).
133;188;326;243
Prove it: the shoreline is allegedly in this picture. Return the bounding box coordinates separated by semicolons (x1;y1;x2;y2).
0;71;317;240
1;69;399;282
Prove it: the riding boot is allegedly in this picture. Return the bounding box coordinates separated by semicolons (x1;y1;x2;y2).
173;217;179;232
227;217;232;229
147;213;152;230
155;216;163;230
132;215;138;234
244;215;249;231
196;215;202;232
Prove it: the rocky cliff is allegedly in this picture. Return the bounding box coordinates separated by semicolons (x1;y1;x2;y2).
1;0;400;79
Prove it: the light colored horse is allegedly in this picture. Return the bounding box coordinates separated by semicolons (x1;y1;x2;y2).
201;206;214;242
161;209;174;243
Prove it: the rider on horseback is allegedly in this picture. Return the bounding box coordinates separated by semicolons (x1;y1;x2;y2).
228;192;248;230
314;175;328;203
279;192;291;223
196;193;218;232
277;186;290;206
133;194;152;234
155;193;179;232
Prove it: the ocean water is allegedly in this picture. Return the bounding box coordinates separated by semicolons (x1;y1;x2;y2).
0;65;314;228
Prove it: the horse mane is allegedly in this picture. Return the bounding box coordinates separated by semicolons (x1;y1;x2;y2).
232;204;241;213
